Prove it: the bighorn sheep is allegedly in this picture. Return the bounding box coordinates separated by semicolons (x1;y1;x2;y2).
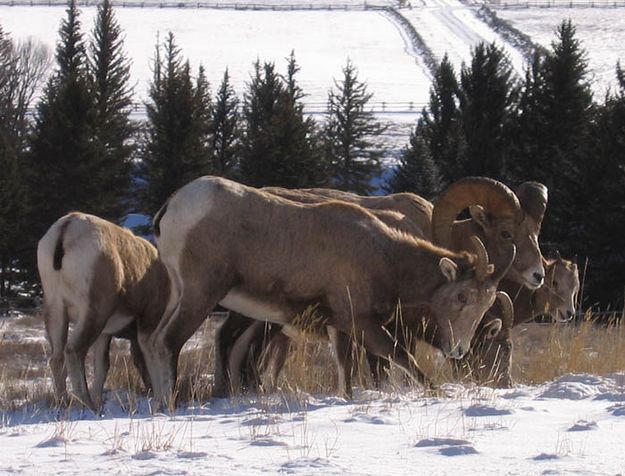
144;176;515;405
213;187;428;396
462;255;580;387
217;178;548;395
37;212;169;410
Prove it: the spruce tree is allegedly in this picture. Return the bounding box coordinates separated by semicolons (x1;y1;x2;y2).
140;32;212;214
88;0;135;219
239;54;326;188
458;42;519;180
27;0;99;240
419;54;464;187
386;119;441;200
577;65;625;307
0;27;23;298
211;68;240;178
323;59;385;194
518;21;593;255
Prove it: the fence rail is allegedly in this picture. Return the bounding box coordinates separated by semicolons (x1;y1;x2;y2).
492;0;625;8
128;101;426;120
0;0;392;9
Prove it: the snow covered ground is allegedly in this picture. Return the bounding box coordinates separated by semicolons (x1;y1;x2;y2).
495;5;625;95
0;6;432;110
1;374;625;474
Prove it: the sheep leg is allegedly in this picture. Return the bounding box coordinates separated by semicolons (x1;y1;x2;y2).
64;306;111;411
91;333;112;410
43;301;69;404
327;326;353;399
213;312;256;398
130;337;152;392
350;316;427;387
260;332;291;392
147;284;229;408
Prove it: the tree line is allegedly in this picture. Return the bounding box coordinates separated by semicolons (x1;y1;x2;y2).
0;0;624;311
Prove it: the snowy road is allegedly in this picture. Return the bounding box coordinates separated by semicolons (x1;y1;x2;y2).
401;0;527;75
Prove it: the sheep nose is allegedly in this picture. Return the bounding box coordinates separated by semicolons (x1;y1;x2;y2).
533;272;544;285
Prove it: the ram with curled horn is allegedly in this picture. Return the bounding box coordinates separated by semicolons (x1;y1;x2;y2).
432;178;547;290
144;176;517;406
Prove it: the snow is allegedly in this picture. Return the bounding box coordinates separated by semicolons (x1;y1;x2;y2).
402;0;527;74
2;374;625;474
0;5;432;108
495;5;625;95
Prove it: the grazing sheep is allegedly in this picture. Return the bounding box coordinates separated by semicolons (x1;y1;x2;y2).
37;212;169;410
144;176;515;405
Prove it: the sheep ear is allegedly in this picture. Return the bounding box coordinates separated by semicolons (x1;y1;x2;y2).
439;258;458;282
469;205;490;231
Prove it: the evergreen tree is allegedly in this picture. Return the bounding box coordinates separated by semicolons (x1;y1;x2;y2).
27;0;99;241
323;59;385;194
140;32;212;214
577;65;625;307
458;42;519;180
386;119;441;200
418;54;465;187
0;27;24;298
239;53;326;188
211;68;240;178
516;21;594;255
88;0;135;218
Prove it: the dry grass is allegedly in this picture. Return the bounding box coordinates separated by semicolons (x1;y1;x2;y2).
1;310;625;411
511;315;625;384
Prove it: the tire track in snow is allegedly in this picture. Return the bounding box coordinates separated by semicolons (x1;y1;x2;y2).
430;0;484;46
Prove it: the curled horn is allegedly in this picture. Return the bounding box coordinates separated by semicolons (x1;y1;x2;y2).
432;177;521;249
495;291;514;329
470;235;493;282
516;182;548;228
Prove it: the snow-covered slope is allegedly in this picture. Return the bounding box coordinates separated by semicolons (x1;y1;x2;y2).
2;374;625;474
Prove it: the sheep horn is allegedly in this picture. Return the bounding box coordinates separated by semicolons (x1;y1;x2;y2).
432;177;521;249
516;182;548;229
470;235;492;282
495;291;514;329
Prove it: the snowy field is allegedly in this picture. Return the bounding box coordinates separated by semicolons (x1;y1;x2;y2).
1;374;625;474
0;6;432;110
495;6;625;95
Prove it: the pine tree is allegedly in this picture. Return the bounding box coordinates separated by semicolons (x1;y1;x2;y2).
27;0;99;239
211;68;240;178
239;54;326;188
458;42;519;180
518;21;594;254
0;27;24;298
323;59;385;194
88;0;135;218
577;64;625;307
419;54;464;187
140;32;212;214
386;119;441;200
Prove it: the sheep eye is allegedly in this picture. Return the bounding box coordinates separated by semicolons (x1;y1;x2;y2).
501;231;512;240
553;280;559;290
458;293;467;304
